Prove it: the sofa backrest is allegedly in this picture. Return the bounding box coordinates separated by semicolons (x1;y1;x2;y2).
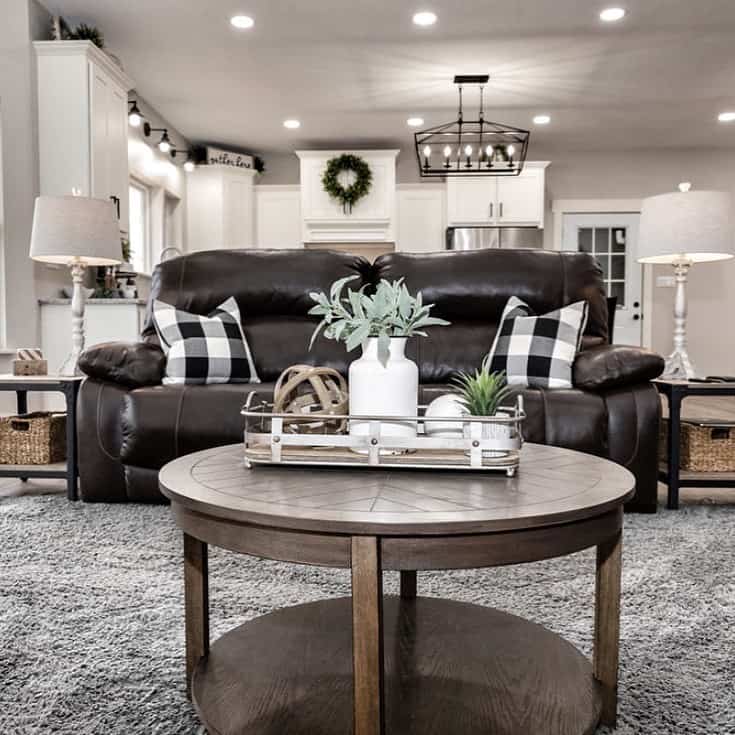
143;247;607;385
374;249;608;382
142;249;372;381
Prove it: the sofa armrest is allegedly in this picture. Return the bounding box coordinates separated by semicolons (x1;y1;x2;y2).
79;341;166;389
573;344;664;391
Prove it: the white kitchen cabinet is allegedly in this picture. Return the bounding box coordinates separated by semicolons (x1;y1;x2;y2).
296;150;399;243
35;41;133;232
446;162;550;228
187;165;257;251
397;185;446;252
39;299;146;410
255;186;302;248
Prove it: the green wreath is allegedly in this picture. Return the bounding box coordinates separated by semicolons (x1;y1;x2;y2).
322;154;373;213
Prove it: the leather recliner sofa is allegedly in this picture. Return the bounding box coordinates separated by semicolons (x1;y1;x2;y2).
78;248;664;510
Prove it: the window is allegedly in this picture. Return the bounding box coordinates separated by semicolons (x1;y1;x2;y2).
577;225;627;306
128;180;150;273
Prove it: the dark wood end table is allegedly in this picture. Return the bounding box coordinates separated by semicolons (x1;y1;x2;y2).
0;374;83;501
160;442;635;735
655;378;735;510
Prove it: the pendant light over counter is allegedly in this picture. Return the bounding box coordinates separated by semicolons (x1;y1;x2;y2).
414;75;530;178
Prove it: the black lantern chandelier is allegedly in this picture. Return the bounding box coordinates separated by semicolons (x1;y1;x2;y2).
414;75;530;177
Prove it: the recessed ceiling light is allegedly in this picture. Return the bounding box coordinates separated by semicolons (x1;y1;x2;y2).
718;111;735;122
407;117;424;127
533;114;551;125
412;11;437;26
283;119;301;129
599;7;626;22
230;14;255;29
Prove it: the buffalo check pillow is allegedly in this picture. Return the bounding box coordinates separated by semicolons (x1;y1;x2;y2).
152;297;260;385
486;296;588;389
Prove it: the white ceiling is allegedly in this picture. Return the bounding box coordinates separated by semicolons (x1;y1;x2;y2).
48;0;735;154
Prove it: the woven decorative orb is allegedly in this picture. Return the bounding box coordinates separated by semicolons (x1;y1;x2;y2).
273;365;348;434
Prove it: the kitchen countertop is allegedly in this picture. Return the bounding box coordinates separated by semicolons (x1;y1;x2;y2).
39;298;147;306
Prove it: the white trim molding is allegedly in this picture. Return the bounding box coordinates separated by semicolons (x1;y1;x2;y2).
33;40;134;91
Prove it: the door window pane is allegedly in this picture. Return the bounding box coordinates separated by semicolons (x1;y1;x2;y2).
578;228;592;253
577;225;627;307
612;228;626;253
594;228;610;253
611;255;625;280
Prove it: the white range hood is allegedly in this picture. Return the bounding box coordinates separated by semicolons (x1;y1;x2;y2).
295;150;399;243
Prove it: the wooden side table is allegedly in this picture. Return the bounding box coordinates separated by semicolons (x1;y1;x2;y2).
655;379;735;510
0;375;83;501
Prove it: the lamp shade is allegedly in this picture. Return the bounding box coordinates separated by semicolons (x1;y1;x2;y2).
637;189;735;264
29;195;122;266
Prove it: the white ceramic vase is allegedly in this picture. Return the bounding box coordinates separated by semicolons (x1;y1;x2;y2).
349;337;418;441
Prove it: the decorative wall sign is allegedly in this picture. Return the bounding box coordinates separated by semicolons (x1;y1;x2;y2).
206;147;255;169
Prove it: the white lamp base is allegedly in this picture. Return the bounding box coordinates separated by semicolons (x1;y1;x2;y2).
663;349;695;381
661;260;696;381
58;261;87;377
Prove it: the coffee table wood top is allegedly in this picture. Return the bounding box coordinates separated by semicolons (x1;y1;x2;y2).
160;443;635;536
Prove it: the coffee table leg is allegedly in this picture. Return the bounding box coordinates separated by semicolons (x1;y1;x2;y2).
594;529;622;727
400;570;417;599
351;536;385;735
184;533;209;700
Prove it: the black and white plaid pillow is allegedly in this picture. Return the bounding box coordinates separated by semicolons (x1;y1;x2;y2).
153;297;259;385
487;296;588;389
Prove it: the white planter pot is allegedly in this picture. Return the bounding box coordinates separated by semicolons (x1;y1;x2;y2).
349;337;418;442
464;411;513;458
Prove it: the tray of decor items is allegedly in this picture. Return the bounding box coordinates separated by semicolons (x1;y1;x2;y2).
242;276;525;475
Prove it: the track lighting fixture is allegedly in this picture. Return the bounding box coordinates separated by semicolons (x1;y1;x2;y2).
128;100;142;127
143;123;172;153
171;147;198;172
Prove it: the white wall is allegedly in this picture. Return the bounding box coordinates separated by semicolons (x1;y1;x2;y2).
542;149;735;374
0;0;50;352
255;146;735;373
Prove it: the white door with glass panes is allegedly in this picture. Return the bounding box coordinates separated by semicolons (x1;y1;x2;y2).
562;213;642;346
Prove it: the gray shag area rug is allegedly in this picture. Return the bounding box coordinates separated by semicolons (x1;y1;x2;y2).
0;495;733;735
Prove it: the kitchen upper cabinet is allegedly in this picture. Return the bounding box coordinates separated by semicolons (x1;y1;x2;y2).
446;162;550;228
35;41;133;232
187;165;257;251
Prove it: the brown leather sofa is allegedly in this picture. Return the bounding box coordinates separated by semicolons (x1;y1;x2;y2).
78;248;664;510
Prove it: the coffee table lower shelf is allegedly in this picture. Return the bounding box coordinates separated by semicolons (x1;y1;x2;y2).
192;596;602;735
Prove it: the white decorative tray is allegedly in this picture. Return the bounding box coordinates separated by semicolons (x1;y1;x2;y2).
241;394;525;475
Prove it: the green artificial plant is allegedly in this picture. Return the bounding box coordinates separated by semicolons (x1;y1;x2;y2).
451;358;512;416
308;276;450;365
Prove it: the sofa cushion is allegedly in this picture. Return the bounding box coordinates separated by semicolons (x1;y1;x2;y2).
120;382;277;469
142;249;372;380
487;296;588;389
153;297;260;385
375;249;608;383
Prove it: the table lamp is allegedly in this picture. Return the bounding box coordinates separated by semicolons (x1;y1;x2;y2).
638;184;734;380
30;195;122;375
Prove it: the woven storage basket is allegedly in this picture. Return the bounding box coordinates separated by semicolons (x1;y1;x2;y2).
0;412;66;465
660;417;735;472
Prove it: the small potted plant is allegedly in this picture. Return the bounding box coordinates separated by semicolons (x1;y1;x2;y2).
451;359;513;455
309;276;449;439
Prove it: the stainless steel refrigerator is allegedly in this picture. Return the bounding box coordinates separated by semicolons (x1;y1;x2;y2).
446;226;543;251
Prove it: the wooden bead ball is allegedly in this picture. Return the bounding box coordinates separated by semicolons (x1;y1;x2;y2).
273;365;348;434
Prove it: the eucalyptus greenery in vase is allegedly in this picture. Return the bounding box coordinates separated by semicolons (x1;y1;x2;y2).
309;276;449;440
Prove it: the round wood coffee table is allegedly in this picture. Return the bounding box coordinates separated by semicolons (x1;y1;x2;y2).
160;442;634;735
